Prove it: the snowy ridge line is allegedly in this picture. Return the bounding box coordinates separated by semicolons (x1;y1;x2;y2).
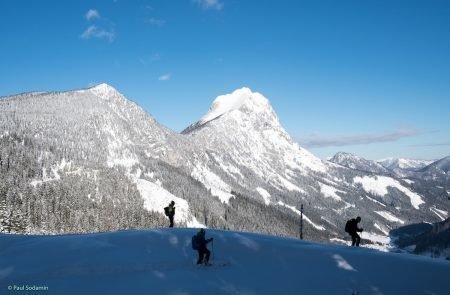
377;157;434;170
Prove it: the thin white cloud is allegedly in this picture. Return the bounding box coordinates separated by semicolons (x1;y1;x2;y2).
298;129;422;148
158;73;171;81
145;18;165;26
193;0;224;11
80;25;115;42
410;142;450;147
86;9;100;21
139;53;161;65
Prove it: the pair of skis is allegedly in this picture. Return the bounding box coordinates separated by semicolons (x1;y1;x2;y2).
197;261;230;267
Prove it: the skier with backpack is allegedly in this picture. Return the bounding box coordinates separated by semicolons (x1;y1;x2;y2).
192;228;214;265
164;201;175;227
345;216;363;247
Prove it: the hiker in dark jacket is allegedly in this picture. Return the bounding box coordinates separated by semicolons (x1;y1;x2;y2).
194;228;213;265
346;216;363;247
165;201;175;227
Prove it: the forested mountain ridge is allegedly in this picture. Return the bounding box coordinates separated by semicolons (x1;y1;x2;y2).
1;84;448;250
391;217;450;258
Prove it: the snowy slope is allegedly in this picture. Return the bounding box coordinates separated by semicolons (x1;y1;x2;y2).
354;175;425;209
135;178;204;227
1;229;449;295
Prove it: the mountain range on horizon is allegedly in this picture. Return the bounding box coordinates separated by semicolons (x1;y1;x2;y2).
0;83;449;255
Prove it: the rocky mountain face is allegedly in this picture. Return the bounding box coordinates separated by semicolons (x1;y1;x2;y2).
1;84;448;250
182;88;327;201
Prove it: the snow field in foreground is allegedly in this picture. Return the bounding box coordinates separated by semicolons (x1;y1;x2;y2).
0;228;449;295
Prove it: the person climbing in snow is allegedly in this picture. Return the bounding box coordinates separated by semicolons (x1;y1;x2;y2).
192;228;213;265
164;201;175;227
345;216;363;247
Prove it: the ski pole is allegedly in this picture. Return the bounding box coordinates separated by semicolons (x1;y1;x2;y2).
211;239;214;261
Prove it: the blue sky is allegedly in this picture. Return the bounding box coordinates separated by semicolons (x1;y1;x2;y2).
1;0;449;160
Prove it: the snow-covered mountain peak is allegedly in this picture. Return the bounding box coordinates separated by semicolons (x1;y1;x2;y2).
331;152;362;162
182;87;327;178
88;83;121;100
199;87;272;125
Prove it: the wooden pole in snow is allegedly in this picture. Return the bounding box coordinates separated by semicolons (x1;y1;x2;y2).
300;204;304;240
